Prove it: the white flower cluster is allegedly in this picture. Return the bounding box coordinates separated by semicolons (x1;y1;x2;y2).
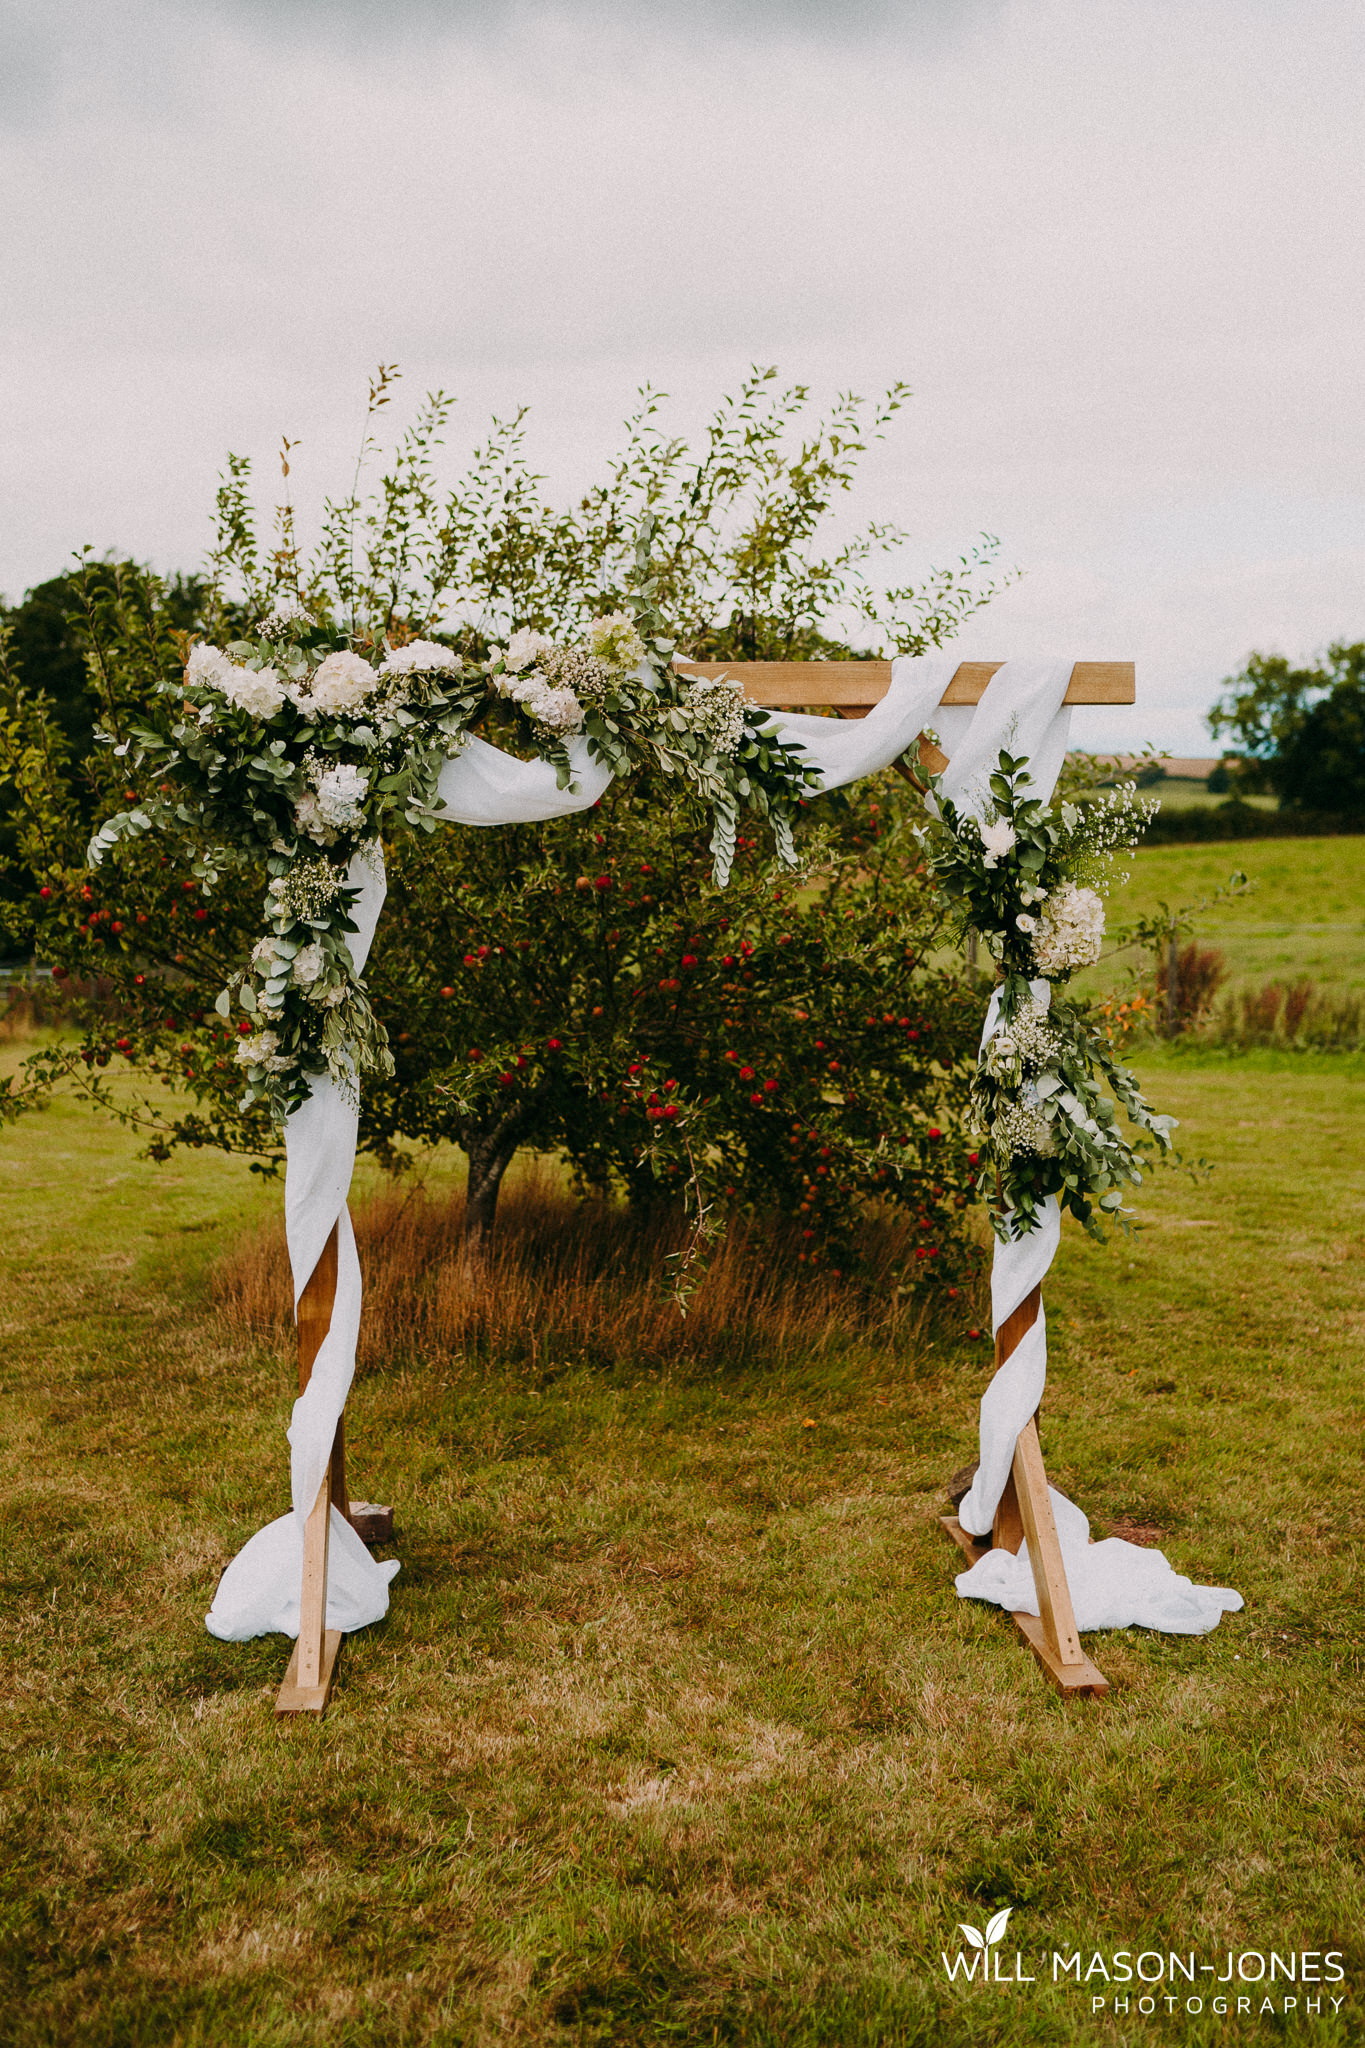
186;645;287;720
313;760;369;828
684;677;747;757
494;668;583;737
1029;882;1106;977
300;650;382;715
255;595;312;642
379;639;461;679
1004;996;1063;1071
291;755;370;842
234;1029;295;1073
978;817;1017;868
588;612;646;670
268;858;344;923
542;646;614;702
502;627;554;673
993;1099;1055;1159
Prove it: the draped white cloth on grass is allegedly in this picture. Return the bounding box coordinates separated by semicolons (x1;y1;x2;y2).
763;654;1242;1637
205;736;613;1641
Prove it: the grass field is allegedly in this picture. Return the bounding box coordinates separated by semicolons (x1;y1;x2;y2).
1085;834;1365;996
2;1041;1363;2046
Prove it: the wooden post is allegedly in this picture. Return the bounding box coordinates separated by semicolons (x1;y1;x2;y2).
941;1285;1109;1697
276;1223;343;1716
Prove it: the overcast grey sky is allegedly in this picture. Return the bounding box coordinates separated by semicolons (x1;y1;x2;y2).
3;0;1362;752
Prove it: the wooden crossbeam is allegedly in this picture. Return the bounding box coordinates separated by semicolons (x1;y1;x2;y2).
674;658;1134;708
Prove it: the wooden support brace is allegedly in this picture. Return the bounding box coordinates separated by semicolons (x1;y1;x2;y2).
275;1220;394;1717
939;1285;1109;1698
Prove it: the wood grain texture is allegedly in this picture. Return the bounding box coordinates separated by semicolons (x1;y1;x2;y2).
295;1472;333;1694
673;658;1135;707
275;1629;342;1717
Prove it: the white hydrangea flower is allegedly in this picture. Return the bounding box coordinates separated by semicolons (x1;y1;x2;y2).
504;627;555;674
1031;882;1106;976
1016;913;1037;933
303;651;381;714
234;1029;293;1072
497;669;583;736
979;818;1017;868
185;644;236;693
379;639;460;677
250;937;280;969
219;663;287;720
313;762;370;828
291;942;324;987
293;790;335;844
588;612;646;670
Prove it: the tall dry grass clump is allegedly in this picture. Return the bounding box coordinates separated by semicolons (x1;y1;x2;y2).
208;1173;962;1378
1200;977;1365;1051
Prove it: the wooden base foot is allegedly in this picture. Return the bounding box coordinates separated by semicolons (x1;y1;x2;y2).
348;1501;394;1544
1014;1612;1109;1697
940;1511;991;1567
938;1515;1111;1698
275;1628;342;1716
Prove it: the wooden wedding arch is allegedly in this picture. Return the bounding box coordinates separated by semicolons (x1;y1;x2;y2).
278;656;1135;1714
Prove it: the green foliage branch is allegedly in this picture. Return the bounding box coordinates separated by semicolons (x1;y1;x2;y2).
918;753;1178;1241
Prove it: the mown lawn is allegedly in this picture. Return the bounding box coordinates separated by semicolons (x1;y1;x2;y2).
1;1050;1363;2046
1095;834;1365;993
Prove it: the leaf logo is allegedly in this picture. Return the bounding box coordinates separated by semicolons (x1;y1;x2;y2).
958;1907;1012;1949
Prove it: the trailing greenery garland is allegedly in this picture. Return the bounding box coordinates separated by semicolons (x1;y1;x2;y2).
918;750;1177;1241
86;531;819;1124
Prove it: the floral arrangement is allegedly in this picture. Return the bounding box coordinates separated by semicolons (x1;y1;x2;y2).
86;582;819;1124
918;750;1175;1240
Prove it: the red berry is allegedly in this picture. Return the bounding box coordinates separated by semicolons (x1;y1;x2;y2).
439;986;454;998
594;875;611;891
968;1151;979;1166
763;1079;777;1093
948;1287;959;1299
498;1072;514;1087
968;1328;982;1340
547;1038;562;1050
38;887;51;899
662;1103;679;1120
182;881;196;893
468;1048;482;1060
739;1066;755;1081
110;921;123;935
133;973;146;986
51;965;67;980
115;1037;131;1053
750;1092;763;1106
238;1020;252;1035
927;1127;942;1141
681;954;697;968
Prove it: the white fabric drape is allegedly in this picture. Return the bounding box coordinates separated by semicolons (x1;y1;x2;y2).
765;654;1242;1637
206;736;612;1641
